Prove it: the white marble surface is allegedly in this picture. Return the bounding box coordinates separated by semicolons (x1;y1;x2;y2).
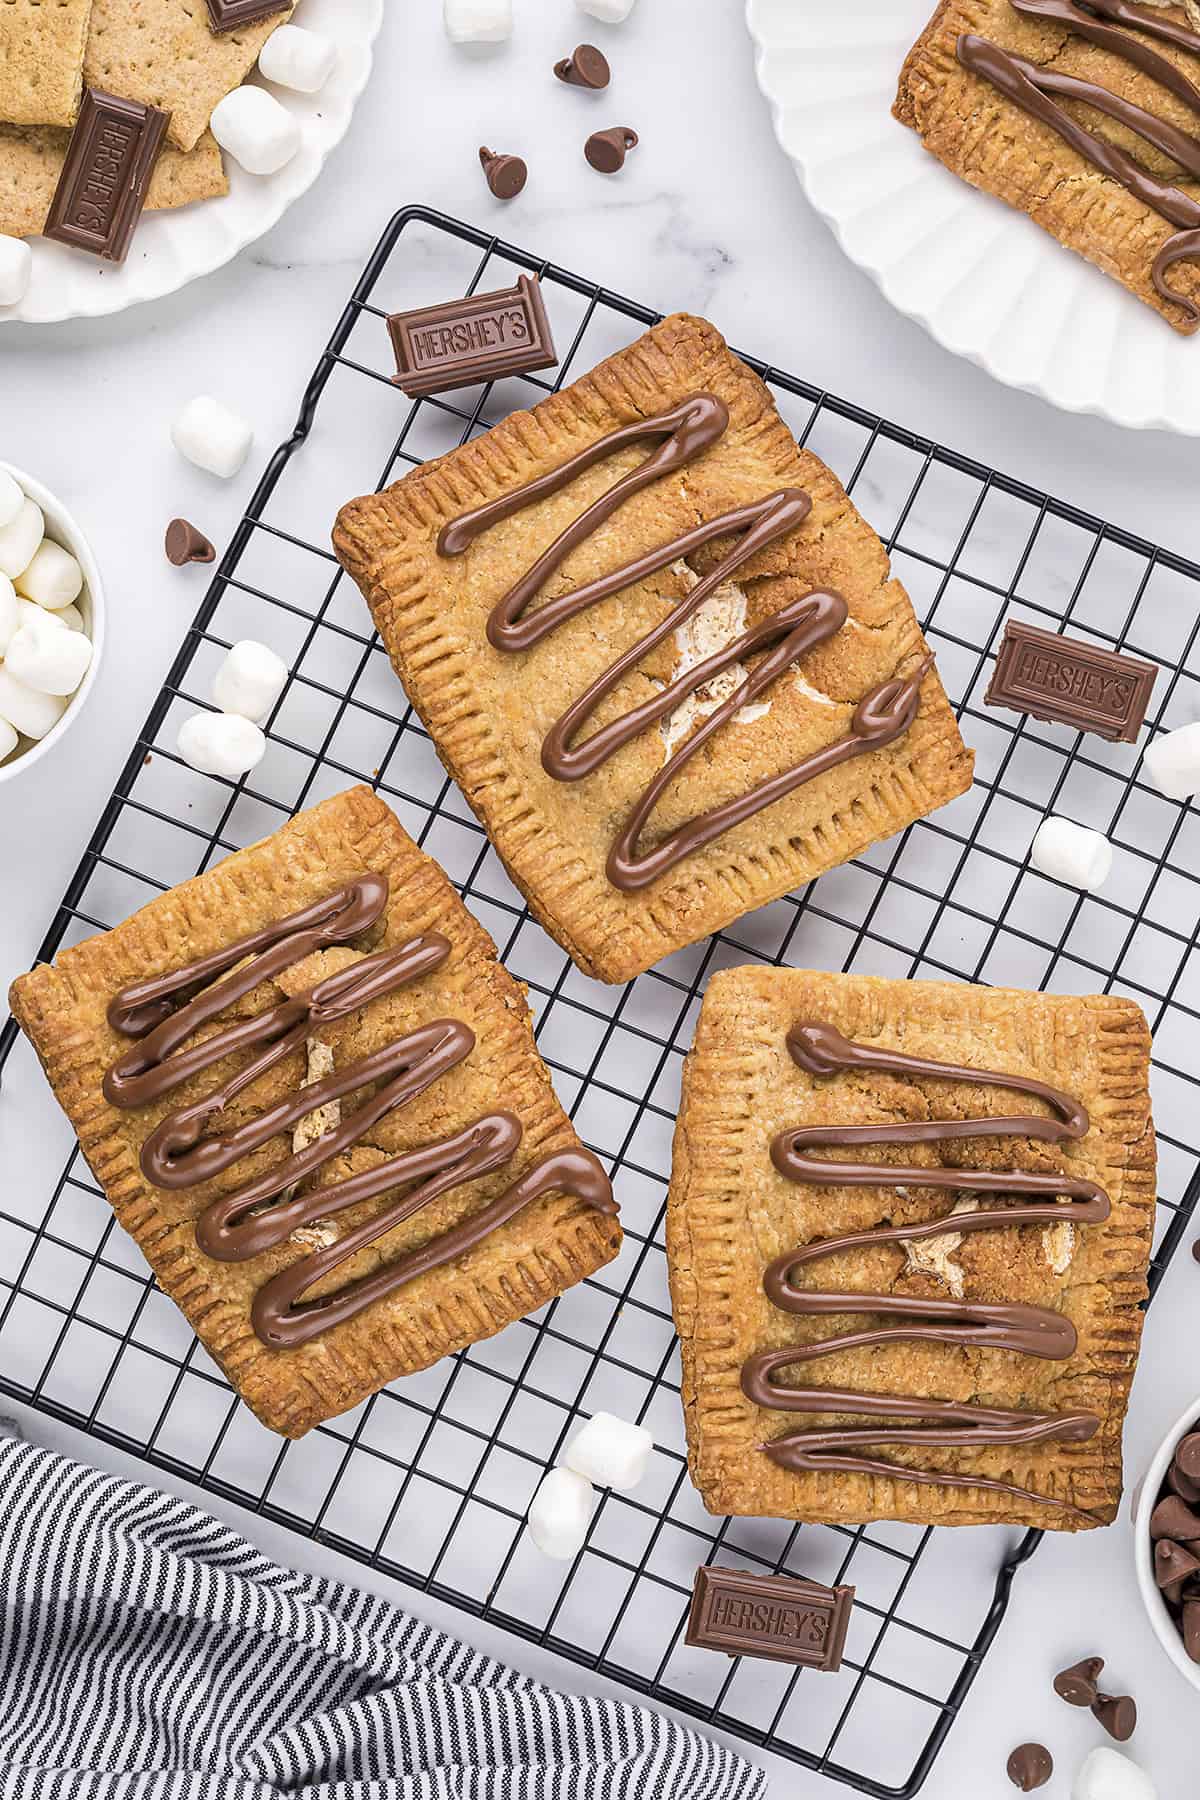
2;2;1198;1795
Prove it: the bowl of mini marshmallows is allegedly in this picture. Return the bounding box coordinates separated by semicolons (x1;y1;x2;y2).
0;462;104;784
1133;1394;1200;1698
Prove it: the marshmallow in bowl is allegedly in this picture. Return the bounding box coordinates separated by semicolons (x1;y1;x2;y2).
0;665;67;740
0;575;16;655
1030;816;1112;892
5;609;92;696
20;598;84;633
0;495;43;580
213;639;288;723
0;717;16;762
171;396;254;480
1142;721;1200;801
210;85;302;176
444;0;512;42
15;538;83;610
0;470;22;530
1072;1746;1156;1800
0;236;32;308
177;711;266;779
565;1412;653;1491
15;595;86;638
259;24;337;93
526;1467;594;1560
578;0;638;20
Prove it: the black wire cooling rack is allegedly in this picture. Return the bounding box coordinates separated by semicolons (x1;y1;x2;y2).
3;206;1200;1798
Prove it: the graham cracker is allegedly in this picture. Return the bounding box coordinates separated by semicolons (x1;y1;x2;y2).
84;0;294;152
0;0;94;128
0;122;227;238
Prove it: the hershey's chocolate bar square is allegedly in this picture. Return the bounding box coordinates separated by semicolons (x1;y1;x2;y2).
686;1565;855;1670
986;619;1158;743
43;90;169;265
206;0;291;31
387;275;558;398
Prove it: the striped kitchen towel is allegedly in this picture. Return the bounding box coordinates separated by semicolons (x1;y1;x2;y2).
0;1434;766;1800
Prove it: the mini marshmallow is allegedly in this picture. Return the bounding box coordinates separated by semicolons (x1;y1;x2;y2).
0;236;32;308
0;470;22;530
0;575;16;656
1072;1746;1156;1800
5;609;92;696
0;495;43;580
16;597;63;632
259;24;338;92
444;0;512;42
0;716;16;762
212;639;288;723
177;710;266;779
1143;720;1200;801
526;1467;595;1560
565;1412;653;1492
0;666;67;739
1030;815;1112;892
171;395;254;480
15;538;83;610
210;84;302;176
577;0;638;21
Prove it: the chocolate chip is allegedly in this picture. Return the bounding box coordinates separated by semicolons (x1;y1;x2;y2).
554;43;610;88
478;146;527;200
1168;1459;1200;1504
1151;1495;1200;1540
1155;1538;1200;1589
165;518;215;566
1184;1598;1200;1663
1053;1656;1104;1706
1093;1693;1137;1742
1177;1433;1200;1483
1006;1744;1053;1791
584;126;638;173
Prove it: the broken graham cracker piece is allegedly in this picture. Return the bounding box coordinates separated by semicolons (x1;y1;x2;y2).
334;313;974;985
0;0;94;128
84;0;295;153
8;786;622;1439
0;124;227;240
667;966;1155;1530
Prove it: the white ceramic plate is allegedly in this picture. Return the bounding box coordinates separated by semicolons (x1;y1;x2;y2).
745;0;1200;435
2;0;382;327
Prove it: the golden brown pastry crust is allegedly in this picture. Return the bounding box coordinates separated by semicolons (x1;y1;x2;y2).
667;966;1155;1529
896;0;1200;332
8;785;621;1438
334;314;973;986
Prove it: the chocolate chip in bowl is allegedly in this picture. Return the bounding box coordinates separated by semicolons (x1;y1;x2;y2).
0;461;104;785
1134;1398;1200;1693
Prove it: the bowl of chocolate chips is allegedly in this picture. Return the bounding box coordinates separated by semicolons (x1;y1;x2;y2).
1134;1398;1200;1693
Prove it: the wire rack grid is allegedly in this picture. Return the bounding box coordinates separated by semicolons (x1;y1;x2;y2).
2;207;1199;1799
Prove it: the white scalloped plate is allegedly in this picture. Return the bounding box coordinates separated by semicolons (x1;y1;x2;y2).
745;0;1200;435
2;0;382;326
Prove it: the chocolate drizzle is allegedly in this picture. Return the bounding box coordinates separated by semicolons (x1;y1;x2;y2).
741;1021;1109;1520
437;394;933;892
104;876;616;1349
958;0;1200;328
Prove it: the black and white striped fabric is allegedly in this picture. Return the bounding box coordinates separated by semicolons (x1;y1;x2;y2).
0;1435;765;1800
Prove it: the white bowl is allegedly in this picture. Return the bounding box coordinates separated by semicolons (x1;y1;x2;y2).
0;462;105;786
1133;1394;1200;1695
